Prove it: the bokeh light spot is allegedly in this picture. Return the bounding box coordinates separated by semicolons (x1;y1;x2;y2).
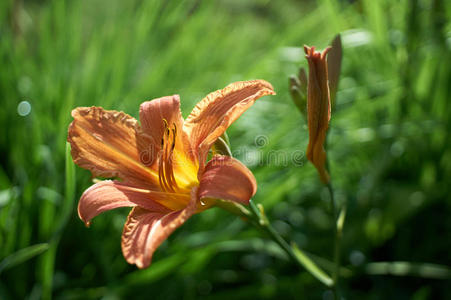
17;100;31;116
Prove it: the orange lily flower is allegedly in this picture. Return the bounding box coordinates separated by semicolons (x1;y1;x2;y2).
67;80;275;268
304;46;331;184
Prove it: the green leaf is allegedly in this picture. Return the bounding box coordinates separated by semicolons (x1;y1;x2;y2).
327;34;342;108
121;254;187;287
248;199;261;219
52;142;76;239
336;205;346;234
61;141;76;226
305;251;353;278
65;141;76;210
215;199;251;219
289;75;307;118
0;243;49;274
212;137;233;157
291;242;334;287
220;131;231;148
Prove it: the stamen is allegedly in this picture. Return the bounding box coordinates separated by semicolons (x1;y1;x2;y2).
158;132;170;192
163;132;175;192
158;120;179;193
162;118;169;129
161;119;168;149
158;155;165;190
172;123;177;137
171;124;177;150
167;154;178;190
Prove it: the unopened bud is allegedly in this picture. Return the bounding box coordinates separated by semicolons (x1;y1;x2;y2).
304;45;331;184
289;75;307;117
327;34;342;109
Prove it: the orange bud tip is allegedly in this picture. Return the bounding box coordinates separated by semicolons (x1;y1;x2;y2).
321;47;332;59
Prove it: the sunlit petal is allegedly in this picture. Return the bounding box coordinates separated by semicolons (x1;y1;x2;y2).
140;95;198;180
121;188;198;268
68;107;159;187
198;155;256;205
183;80;275;174
140;95;190;157
78;180;172;226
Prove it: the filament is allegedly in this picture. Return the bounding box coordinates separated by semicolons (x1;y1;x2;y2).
158;120;179;193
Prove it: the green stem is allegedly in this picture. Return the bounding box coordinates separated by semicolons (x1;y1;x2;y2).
325;116;342;298
219;199;334;286
327;182;340;299
248;202;298;262
260;216;302;268
247;201;333;287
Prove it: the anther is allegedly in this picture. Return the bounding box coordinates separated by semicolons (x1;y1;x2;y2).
158;119;179;193
171;129;176;150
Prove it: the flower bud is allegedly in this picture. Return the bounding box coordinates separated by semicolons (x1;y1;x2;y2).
304;45;331;184
289;74;307;118
327;34;342;109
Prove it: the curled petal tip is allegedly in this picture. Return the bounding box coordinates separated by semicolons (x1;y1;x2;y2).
70;107;81;117
257;79;276;91
321;47;332;59
185;79;276;175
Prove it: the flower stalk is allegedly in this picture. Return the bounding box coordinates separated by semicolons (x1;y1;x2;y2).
327;181;339;298
218;199;334;287
297;36;344;298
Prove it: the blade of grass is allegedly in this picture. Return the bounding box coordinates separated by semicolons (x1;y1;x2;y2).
52;142;76;239
291;242;334;287
0;243;49;274
365;261;451;280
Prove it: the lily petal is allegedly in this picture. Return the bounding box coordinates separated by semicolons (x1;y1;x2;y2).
78;180;172;226
183;80;275;174
140;95;197;179
121;188;198;269
198;155;256;205
68;107;159;187
140;95;189;156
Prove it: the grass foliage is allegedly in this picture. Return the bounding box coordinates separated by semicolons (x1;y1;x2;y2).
1;0;451;299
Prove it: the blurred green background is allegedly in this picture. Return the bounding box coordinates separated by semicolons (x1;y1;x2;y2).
1;0;451;299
